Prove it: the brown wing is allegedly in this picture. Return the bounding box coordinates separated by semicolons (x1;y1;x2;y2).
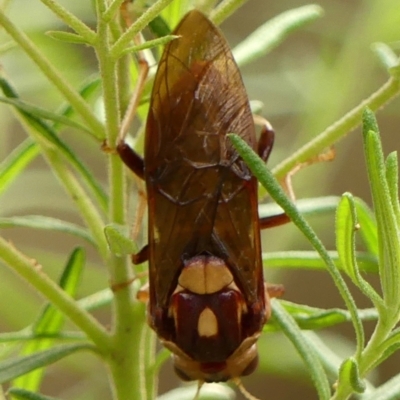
145;10;263;308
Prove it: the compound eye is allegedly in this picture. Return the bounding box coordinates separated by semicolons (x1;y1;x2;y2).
241;354;259;377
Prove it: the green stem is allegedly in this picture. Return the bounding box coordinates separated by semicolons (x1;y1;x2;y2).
0;236;110;351
143;325;158;399
108;302;147;400
0;11;105;139
95;1;145;399
272;77;400;180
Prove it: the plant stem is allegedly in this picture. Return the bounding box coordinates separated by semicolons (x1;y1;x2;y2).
108;301;147;400
272;77;400;180
95;1;145;399
143;324;158;399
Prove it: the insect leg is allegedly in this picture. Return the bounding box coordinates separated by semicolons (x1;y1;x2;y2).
254;115;275;161
133;245;150;302
259;212;290;229
132;244;149;264
117;142;145;179
255;116;291;229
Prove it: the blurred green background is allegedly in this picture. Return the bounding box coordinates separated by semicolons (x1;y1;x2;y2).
0;0;399;399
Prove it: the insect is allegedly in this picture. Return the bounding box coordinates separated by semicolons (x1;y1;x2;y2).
117;10;287;384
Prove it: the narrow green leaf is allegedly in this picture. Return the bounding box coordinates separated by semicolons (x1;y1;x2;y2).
362;108;400;312
0;343;95;383
229;133;363;360
233;5;324;66
0;216;95;245
267;301;378;331
58;248;85;294
0;96;91;133
263;250;378;273
104;224;138;256
259;196;340;218
0;140;39;196
13;248;85;390
336;195;358;281
119;35;179;57
8;388;61;400
338;358;366;393
46;31;90;45
353;197;378;256
362;107;380;133
157;383;235;400
271;300;331;400
336;194;382;313
386;152;400;227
